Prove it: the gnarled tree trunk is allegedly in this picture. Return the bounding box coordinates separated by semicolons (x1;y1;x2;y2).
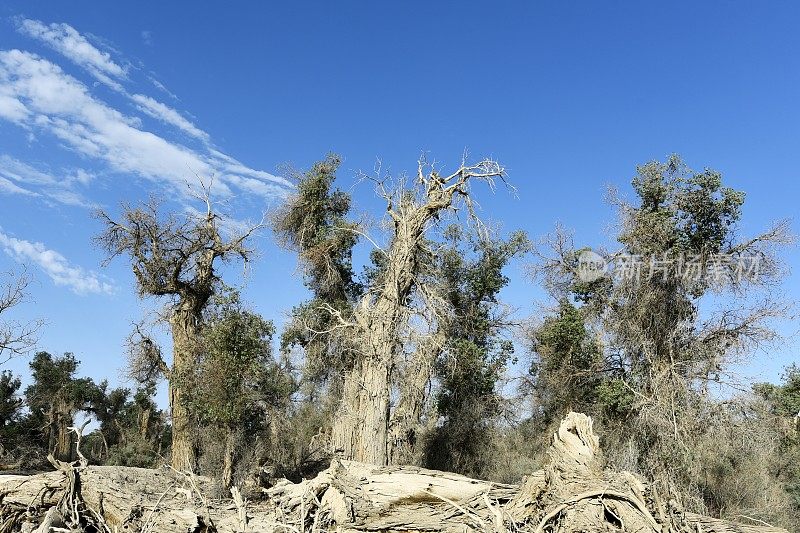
48;400;73;462
331;214;422;465
169;305;201;472
332;355;392;464
388;334;441;464
222;426;236;489
333;162;503;465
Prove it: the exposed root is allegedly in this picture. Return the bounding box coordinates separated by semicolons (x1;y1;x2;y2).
0;412;789;532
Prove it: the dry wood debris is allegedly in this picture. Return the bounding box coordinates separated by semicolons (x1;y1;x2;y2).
0;413;788;532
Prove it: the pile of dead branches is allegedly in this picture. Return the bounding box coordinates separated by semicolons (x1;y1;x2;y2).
0;413;788;532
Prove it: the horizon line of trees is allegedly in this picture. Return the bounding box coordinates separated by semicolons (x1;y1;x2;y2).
0;153;798;527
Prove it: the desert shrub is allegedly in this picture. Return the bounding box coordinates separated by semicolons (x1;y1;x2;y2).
106;435;164;468
266;400;334;482
486;419;546;484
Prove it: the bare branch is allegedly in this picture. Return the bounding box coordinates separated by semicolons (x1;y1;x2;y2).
95;192;263;308
0;269;42;366
125;322;170;384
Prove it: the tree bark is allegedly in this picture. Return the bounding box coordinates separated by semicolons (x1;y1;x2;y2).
168;305;200;472
139;406;151;440
331;212;422;465
49;401;73;462
222;426;236;489
333;356;392;464
330;161;511;465
388;335;441;464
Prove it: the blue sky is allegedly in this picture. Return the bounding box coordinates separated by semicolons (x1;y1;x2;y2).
0;2;797;401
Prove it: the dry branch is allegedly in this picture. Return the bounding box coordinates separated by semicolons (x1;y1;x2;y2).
0;412;788;532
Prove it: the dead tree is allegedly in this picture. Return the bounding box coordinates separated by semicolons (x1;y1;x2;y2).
0;270;40;366
95;194;263;471
330;157;508;465
2;412;789;532
388;326;446;465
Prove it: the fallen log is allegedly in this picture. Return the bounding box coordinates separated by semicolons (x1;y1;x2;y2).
0;412;789;532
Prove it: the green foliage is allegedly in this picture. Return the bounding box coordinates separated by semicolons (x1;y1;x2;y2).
5;352;166;467
527;299;604;421
595;379;635;420
273;154;360;302
274;154;362;381
754;364;800;418
25;352;85;407
192;289;293;432
436;229;530;405
0;370;22;429
528;155;792;521
424;227;529;478
623;154;744;257
24;352;101;458
89;382;168;467
0;370;23;451
754;365;800;512
105;435;165;467
590;155;751;385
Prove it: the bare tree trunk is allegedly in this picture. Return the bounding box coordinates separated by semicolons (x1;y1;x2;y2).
169;306;200;471
388;337;441;464
49;402;73;462
55;419;72;462
332;227;418;464
332;163;508;465
99;430;109;460
139;407;151;440
333;356;392;464
222;427;236;489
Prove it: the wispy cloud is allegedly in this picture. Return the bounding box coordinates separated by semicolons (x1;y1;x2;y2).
0;93;29;122
0;49;289;201
0;230;115;295
141;30;153;47
0;16;292;227
149;76;177;99
16;18;127;91
131;93;210;142
0;155;96;208
0;175;37;196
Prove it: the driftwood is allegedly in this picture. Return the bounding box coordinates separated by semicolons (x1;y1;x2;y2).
0;413;789;532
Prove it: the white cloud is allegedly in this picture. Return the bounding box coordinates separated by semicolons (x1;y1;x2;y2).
149;76;177;99
5;17;292;208
182;205;262;239
208;149;294;189
0;49;289;201
131;93;210;142
141;30;153;46
0;175;37;196
0;155;96;208
222;172;288;200
0;93;29;122
0;154;60;186
71;168;94;185
17;18;127;91
0;230;114;295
